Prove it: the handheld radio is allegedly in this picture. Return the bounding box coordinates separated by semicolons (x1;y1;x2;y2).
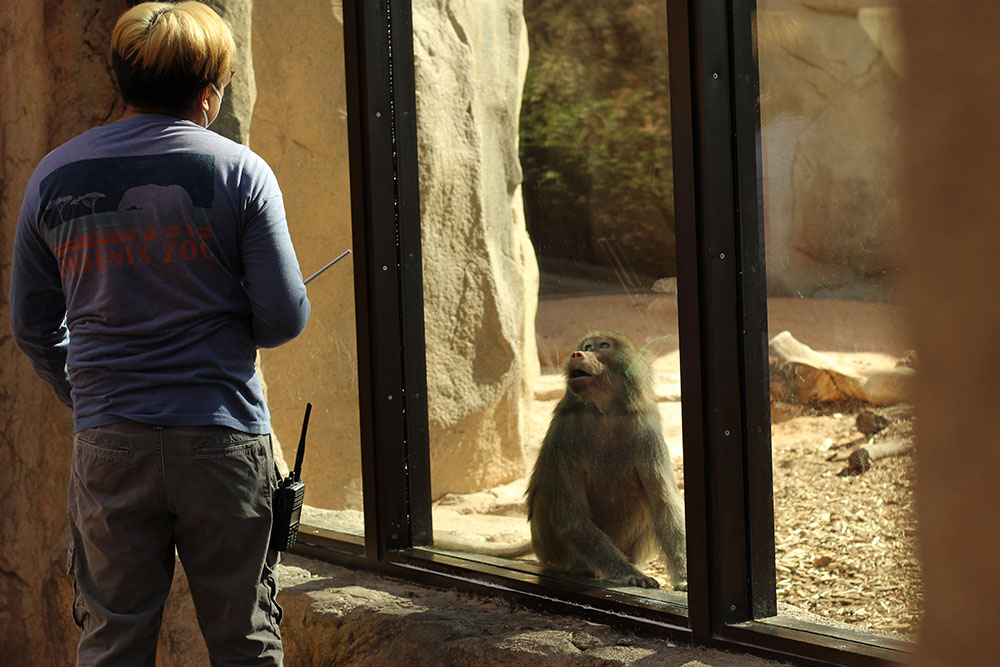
270;402;311;551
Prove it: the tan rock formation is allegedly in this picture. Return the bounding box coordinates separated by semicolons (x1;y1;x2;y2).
758;1;903;300
0;3;127;663
204;0;258;142
250;0;363;510
413;0;540;497
768;330;913;406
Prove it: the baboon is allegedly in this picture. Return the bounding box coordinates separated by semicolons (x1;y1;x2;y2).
526;330;687;590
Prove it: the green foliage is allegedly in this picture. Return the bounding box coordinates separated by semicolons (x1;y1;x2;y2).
519;0;675;277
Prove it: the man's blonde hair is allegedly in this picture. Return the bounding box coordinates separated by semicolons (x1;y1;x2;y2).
111;1;236;111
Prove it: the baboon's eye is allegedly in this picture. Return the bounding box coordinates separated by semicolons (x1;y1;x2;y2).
599;341;611;349
583;343;593;351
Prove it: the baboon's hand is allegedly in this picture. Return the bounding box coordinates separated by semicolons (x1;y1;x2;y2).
672;579;688;592
626;573;661;589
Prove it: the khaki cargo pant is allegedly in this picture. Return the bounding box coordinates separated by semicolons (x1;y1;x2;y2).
67;422;283;666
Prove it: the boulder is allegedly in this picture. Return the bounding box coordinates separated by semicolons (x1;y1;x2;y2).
252;0;540;504
413;0;540;496
768;330;913;406
758;2;904;300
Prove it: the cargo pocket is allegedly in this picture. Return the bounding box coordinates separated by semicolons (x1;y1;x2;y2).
262;548;283;630
66;543;89;631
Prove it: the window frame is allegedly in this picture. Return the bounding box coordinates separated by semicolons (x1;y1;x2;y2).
292;2;913;664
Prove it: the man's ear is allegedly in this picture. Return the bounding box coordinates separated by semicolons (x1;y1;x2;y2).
198;83;214;111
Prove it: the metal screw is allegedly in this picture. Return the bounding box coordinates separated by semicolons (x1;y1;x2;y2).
731;604;737;612
713;72;719;79
719;252;726;260
387;394;393;401
382;265;388;271
375;111;382;118
724;429;731;436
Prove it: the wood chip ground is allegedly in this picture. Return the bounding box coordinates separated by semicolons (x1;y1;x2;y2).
644;407;921;641
768;408;921;638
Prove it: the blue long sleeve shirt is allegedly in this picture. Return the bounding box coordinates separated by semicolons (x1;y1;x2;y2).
9;114;310;433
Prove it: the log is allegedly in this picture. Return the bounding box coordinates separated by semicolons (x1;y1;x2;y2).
856;405;914;437
768;331;914;406
841;440;915;475
856;410;890;438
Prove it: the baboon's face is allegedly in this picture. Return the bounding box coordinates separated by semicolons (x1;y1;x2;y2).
566;335;617;399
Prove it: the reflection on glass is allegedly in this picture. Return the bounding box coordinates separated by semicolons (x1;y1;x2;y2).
251;0;363;536
415;0;684;599
758;2;920;638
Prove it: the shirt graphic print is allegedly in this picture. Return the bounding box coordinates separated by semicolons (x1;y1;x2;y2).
40;154;217;280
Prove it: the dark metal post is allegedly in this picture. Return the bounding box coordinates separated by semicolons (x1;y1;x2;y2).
730;0;777;620
666;0;712;645
386;0;434;548
668;0;775;637
343;0;432;559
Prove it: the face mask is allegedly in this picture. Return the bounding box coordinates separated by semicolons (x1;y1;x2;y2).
202;83;223;128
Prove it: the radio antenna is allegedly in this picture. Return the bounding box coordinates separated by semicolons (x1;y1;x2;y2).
304;249;351;285
292;402;311;482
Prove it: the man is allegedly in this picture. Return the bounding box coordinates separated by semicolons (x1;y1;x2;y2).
9;2;308;664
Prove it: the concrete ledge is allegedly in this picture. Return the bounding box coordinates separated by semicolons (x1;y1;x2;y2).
156;553;787;665
272;555;786;666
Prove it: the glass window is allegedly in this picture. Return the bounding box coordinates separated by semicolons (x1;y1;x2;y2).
757;2;919;640
247;0;923;660
251;0;363;537
413;0;686;603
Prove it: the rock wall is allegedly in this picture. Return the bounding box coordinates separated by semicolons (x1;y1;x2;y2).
204;0;257;142
249;0;541;504
250;0;363;510
0;3;127;663
1;0;540;659
758;0;903;300
413;0;540;496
